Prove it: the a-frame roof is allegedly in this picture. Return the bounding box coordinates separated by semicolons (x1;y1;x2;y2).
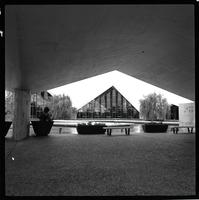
78;85;139;112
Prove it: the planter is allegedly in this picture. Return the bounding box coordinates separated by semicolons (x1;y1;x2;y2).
76;124;106;135
142;123;168;133
5;121;12;136
31;121;54;136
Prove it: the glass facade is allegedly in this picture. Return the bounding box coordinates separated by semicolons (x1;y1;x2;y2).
30;92;52;119
77;86;139;119
5;90;51;120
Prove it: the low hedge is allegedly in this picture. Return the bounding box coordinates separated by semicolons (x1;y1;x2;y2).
142;123;168;133
76;122;106;135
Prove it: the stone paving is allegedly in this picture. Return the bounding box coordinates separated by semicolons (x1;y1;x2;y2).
5;127;195;196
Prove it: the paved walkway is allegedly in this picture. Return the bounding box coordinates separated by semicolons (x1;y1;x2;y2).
5;128;195;196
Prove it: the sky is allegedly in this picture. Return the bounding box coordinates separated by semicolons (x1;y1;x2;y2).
48;70;193;110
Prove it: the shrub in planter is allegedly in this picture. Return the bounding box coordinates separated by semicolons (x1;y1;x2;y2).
31;121;54;136
32;106;54;136
76;122;106;135
5;121;12;137
142;123;168;133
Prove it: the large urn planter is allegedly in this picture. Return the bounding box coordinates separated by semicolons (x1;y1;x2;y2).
5;121;12;136
76;123;106;135
142;123;168;133
31;121;54;136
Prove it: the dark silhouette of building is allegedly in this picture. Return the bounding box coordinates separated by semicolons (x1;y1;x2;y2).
77;86;139;119
170;104;179;120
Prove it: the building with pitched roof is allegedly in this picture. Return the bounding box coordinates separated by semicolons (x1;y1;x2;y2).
77;86;139;119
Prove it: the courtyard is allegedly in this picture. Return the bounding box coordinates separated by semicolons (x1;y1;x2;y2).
5;127;195;196
4;4;195;197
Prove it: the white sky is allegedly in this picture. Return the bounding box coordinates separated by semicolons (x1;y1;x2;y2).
48;70;193;110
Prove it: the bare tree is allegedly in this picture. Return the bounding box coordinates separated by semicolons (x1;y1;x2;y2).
139;93;170;121
47;94;77;119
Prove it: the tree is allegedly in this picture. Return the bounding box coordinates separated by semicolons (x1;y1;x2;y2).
139;93;170;121
47;94;77;119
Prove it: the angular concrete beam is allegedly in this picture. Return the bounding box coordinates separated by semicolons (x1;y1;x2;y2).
5;5;194;100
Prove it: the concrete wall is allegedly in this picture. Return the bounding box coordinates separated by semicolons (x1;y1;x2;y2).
179;103;195;127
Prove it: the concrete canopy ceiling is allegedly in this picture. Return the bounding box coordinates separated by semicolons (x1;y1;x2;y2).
5;5;195;100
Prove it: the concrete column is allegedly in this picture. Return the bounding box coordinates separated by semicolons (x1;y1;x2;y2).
13;89;31;140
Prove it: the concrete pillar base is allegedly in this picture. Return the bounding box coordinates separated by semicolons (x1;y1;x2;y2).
13;89;31;140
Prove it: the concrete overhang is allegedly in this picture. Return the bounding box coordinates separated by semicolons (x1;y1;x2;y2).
5;5;195;101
